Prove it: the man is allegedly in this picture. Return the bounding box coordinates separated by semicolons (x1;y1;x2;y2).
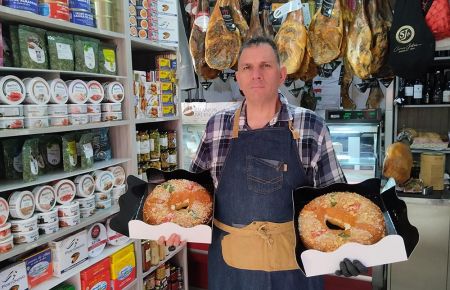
164;36;366;289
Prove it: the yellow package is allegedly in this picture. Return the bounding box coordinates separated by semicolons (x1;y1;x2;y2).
111;243;135;280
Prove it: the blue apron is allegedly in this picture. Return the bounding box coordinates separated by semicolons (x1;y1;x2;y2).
208;108;324;290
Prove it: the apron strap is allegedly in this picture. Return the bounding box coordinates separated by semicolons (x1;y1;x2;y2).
232;106;300;140
213;219;293;235
232;107;241;139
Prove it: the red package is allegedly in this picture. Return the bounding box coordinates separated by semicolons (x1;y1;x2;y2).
80;258;111;290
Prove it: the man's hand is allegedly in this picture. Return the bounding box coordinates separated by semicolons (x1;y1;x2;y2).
335;258;368;277
158;234;182;251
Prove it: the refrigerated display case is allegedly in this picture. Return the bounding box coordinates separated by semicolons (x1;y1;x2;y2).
325;109;383;183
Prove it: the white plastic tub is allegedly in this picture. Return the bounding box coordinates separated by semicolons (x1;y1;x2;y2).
77;195;96;209
8;190;35;219
0;75;26;105
48;104;68;116
24;116;49;128
95;191;111;202
0;223;12;241
47;78;69;104
88;113;101;123
57;201;80;217
112;184;127;197
0;105;23;117
107;166;126;186
59;213;80;227
103;81;124;103
53;179;76;204
0;235;14;253
68;104;87;114
23;105;48;117
36;209;58;224
13;228;39;244
101;112;122;122
10;215;38;233
23;77;51;105
87;104;101;113
91;170;114;193
101;102;121;112
95;198;112;210
80;206;95;218
74;174;95;197
0;197;9;227
37;220;59;235
0;117;24;129
66;80;88;104
68;114;89;125
49;115;69;126
32;185;57;212
87;80;105;103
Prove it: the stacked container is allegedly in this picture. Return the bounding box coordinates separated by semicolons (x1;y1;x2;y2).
69;0;95;27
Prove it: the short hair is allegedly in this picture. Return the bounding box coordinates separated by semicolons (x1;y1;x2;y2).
237;36;281;66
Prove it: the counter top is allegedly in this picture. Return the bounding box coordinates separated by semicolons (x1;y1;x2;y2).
397;190;450;205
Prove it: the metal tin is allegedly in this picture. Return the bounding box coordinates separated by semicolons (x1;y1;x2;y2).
40;0;69;4
92;0;114;16
38;2;70;21
69;0;90;10
70;9;94;27
129;4;136;16
3;0;39;14
96;15;114;31
130;26;138;37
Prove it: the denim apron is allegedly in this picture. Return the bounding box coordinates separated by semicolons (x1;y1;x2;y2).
208;108;324;290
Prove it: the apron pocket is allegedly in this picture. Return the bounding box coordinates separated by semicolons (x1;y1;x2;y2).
220;226;299;271
246;155;283;194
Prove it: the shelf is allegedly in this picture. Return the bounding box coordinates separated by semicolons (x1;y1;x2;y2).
0;158;130;192
411;149;450;154
135;116;180;124
0;205;122;263
130;38;177;52
34;239;134;290
0;120;130;138
0;5;125;40
0;66;127;79
401;104;450;108
142;242;186;279
122;279;138;290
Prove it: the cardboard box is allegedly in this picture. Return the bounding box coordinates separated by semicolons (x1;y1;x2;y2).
145;81;161;96
161;94;173;103
157;0;177;16
80;258;111;290
157;15;178;47
111;244;136;290
293;178;419;277
49;230;88;276
0;262;29;290
22;248;53;288
158;70;171;82
162;103;176;117
160;82;173;94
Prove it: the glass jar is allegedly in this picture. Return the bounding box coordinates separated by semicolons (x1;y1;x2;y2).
149;159;161;170
168;130;176;149
140;131;151;161
136;131;141;163
168;148;177;170
160;149;170;171
159;131;168;151
149;129;160;159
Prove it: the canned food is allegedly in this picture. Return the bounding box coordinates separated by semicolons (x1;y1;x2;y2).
4;0;39;14
96;15;114;31
13;229;39;244
138;28;147;39
38;2;70;21
130;26;138;37
129;15;137;26
77;195;95;209
92;0;114;16
137;7;148;18
70;9;94;27
69;0;90;10
129;4;137;16
137;18;148;29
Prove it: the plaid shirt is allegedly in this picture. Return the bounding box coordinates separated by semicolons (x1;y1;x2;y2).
190;94;346;188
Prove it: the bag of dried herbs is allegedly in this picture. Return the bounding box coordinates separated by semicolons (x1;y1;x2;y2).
92;128;112;161
22;138;40;182
78;133;94;169
74;35;99;73
98;42;117;75
62;133;78;172
18;25;48;69
1;138;24;180
40;135;63;172
46;31;74;71
8;25;21;67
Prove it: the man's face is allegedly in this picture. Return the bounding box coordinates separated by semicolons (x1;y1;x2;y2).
235;44;287;102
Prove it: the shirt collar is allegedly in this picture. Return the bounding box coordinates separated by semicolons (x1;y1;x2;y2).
239;92;292;130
